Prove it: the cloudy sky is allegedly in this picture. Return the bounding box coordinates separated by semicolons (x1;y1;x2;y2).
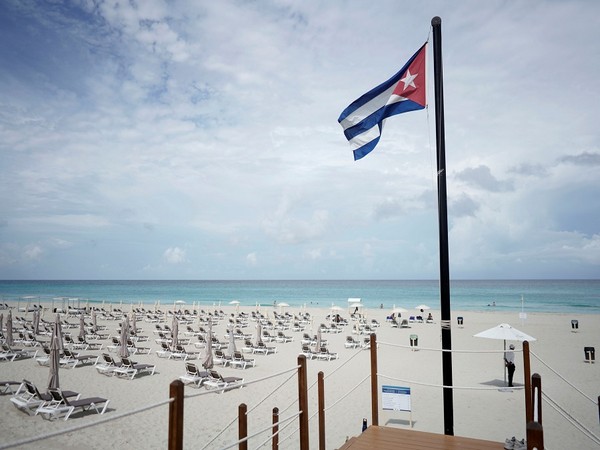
1;0;598;280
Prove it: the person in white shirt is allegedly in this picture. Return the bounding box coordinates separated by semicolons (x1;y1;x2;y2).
504;344;516;387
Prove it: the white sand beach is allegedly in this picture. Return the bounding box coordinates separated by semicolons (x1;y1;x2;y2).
1;303;599;450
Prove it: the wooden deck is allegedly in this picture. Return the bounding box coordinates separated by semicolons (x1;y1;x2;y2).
338;426;505;450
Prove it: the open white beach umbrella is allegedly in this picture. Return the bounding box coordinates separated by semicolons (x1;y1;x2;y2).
391;305;408;314
6;310;14;346
474;323;536;343
229;300;240;314
202;321;213;369
474;323;536;385
119;316;130;358
278;302;289;313
415;304;431;311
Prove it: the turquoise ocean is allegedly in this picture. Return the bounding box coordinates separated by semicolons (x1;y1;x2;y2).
0;280;599;314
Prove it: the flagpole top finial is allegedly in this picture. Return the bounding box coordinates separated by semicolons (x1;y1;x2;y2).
432;16;441;26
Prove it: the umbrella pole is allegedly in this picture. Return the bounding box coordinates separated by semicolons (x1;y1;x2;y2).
503;340;507;386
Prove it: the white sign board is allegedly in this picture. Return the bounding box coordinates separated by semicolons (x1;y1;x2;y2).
382;385;411;412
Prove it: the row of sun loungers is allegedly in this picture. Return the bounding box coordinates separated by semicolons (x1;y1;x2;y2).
300;345;339;361
0;343;38;362
178;363;244;392
9;379;110;421
95;353;156;380
35;348;97;369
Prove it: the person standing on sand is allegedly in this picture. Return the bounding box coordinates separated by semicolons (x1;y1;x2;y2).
504;344;516;387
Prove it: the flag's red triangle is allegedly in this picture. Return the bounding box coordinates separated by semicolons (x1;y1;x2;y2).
392;46;426;107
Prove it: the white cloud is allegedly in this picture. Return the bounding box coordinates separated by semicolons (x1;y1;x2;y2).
246;252;258;266
163;247;187;264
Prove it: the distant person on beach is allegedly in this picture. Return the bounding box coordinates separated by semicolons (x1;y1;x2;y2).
504;344;516;387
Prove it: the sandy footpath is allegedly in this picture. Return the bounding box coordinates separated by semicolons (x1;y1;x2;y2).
1;303;598;449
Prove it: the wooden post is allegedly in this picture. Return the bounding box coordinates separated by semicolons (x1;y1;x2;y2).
297;355;309;450
318;371;326;450
239;403;248;450
532;373;542;425
168;380;184;450
370;333;379;426
523;341;532;423
272;407;279;450
526;373;544;450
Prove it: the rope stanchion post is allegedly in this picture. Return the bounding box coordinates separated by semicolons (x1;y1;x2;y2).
168;380;184;450
238;403;248;450
297;355;309;450
527;373;544;450
523;340;532;424
272;407;279;450
318;371;325;450
370;333;378;426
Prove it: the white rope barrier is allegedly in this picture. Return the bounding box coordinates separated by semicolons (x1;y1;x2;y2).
0;397;173;450
324;373;370;411
279;348;366;416
542;392;600;447
378;373;524;391
246;369;298;415
530;350;597;405
378;340;523;353
198;364;301;450
218;411;300;450
186;364;300;400
200;412;240;450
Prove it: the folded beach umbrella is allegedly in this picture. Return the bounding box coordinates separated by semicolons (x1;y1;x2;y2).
47;332;61;390
6;311;13;346
474;323;536;385
255;322;263;346
227;324;237;356
132;311;137;334
202;321;213;369
54;313;64;351
33;309;40;335
171;316;179;351
92;309;97;334
0;313;3;334
119;316;130;358
79;313;86;340
316;327;322;350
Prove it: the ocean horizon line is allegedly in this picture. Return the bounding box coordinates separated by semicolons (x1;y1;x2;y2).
1;278;598;282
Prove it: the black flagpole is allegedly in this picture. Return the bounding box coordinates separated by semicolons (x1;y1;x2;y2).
431;16;454;436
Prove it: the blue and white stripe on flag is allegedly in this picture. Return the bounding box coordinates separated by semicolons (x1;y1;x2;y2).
338;43;427;160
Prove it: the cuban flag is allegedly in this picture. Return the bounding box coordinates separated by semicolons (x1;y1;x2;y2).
338;43;427;160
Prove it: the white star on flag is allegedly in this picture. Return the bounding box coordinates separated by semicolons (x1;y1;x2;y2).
400;69;418;90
